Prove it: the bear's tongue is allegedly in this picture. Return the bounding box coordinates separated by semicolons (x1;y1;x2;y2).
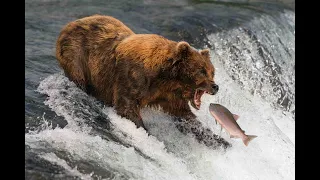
194;89;204;109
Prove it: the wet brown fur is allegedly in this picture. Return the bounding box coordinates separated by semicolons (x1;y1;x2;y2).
56;15;217;130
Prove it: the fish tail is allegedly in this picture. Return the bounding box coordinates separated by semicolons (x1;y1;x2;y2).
243;135;257;146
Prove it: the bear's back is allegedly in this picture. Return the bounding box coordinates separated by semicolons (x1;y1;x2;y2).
115;34;177;70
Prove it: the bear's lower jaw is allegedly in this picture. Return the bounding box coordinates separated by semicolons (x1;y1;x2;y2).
190;89;205;110
190;101;200;110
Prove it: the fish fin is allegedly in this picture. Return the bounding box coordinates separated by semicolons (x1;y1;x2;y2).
219;125;222;136
215;119;217;125
243;135;258;146
233;114;240;121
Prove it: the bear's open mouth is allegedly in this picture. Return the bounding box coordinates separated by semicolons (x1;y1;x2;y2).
190;89;205;110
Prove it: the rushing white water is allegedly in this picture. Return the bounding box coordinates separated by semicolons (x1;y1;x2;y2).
208;10;295;116
25;11;294;180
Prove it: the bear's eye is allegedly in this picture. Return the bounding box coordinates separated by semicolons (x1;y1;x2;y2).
200;68;207;76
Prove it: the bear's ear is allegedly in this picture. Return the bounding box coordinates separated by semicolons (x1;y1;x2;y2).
174;41;191;65
200;49;210;57
176;41;191;55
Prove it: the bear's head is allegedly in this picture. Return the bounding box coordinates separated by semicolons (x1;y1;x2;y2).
170;41;219;110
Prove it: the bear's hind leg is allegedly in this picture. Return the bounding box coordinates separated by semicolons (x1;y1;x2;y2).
63;63;87;91
58;47;89;92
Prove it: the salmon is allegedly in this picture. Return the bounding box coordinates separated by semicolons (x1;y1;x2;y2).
209;103;257;146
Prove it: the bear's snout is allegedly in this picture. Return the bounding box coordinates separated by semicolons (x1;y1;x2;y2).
212;84;219;94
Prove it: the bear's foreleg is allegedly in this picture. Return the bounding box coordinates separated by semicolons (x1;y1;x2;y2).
113;63;149;129
114;96;146;129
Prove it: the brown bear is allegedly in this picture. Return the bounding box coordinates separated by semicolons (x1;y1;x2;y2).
56;15;230;148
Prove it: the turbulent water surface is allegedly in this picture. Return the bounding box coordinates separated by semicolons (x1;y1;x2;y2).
25;0;295;179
